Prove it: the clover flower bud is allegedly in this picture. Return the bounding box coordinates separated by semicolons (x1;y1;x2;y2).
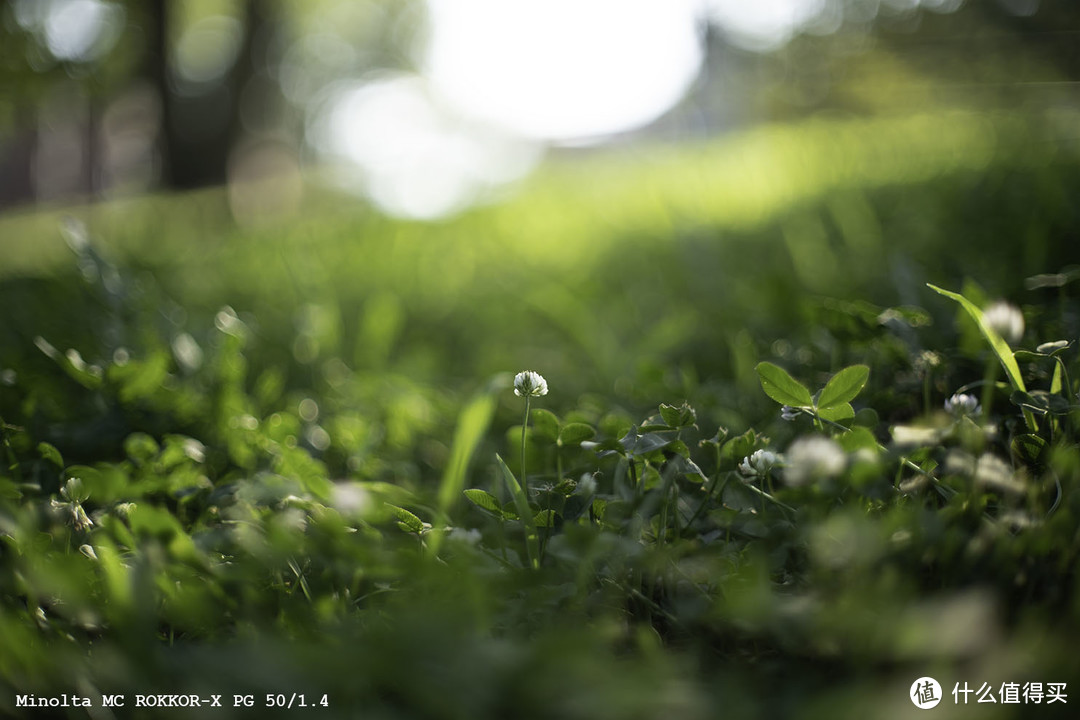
738;449;781;479
780;405;801;421
513;370;548;398
983;301;1024;345
944;393;980;418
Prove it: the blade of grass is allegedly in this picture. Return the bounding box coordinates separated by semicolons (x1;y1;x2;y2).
435;389;499;518
496;453;539;570
927;284;1037;432
427;380;501;558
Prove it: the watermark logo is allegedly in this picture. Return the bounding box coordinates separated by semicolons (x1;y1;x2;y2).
911;677;943;709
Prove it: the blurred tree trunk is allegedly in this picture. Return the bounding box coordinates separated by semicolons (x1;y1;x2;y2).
144;0;263;191
0;107;37;207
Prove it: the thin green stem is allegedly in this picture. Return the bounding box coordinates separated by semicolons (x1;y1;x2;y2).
521;396;531;496
541;450;560;562
686;473;725;528
923;372;932;417
980;359;998;425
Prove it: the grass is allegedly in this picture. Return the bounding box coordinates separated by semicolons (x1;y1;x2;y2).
2;109;1080;718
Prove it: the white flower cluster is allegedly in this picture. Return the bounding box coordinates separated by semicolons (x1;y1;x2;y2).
946;451;1026;495
983;301;1025;345
513;370;548;397
51;477;93;531
783;436;846;487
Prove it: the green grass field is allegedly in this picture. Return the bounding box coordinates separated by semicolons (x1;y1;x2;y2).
2;110;1080;718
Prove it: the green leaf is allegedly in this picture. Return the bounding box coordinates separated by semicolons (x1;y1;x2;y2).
531;408;561;442
1011;434;1047;467
1025;269;1080;289
1006;388;1058;416
61;476;89;503
853;407;879;428
463;488;503;517
719;429;757;470
37;442;64;468
659;404;681;427
667;439;690;458
1012;351;1044;363
927;284;1036;431
659;403;696;428
127;504;181;540
533;509;557;528
699;426;729;449
386;504;425;534
620;430;674;458
115;351;170;402
817;403;855;423
1051;360;1064;395
837;427;879;453
124;432;160;464
590;498;607;522
495;454;539;569
755;362;813;407
817;365;869;409
558;423;595;447
1045;393;1073;415
0;477;21;501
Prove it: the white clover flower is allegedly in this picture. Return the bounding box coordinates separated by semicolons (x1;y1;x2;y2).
983;301;1025;345
913;350;942;376
577;472;597;495
944;392;981;418
974;453;1025;495
513;370;548;397
447;527;483;546
331;482;373;518
783;436;846;487
738;449;781;479
52;497;94;531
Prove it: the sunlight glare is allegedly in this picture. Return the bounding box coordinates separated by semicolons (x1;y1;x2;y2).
315;75;542;220
422;0;705;143
44;0;124;62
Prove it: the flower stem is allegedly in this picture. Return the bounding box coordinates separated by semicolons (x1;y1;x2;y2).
980;358;998;425
521;396;531;496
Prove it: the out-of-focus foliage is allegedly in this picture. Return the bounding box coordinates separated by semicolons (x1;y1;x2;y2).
2;113;1080;718
3;0;1079;212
